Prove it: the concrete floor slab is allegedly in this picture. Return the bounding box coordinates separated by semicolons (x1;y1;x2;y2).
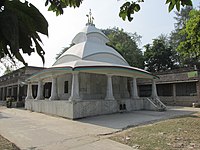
0;106;200;150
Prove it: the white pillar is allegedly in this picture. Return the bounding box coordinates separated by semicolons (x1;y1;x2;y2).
151;79;158;98
69;72;80;101
6;87;9;97
49;76;59;100
11;86;14;97
2;87;5;101
36;80;44;100
105;74;115;100
131;78;139;99
17;84;20;102
172;83;176;104
25;82;33;100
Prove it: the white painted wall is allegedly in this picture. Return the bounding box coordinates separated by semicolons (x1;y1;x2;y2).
113;76;130;99
57;74;72;100
79;73;106;100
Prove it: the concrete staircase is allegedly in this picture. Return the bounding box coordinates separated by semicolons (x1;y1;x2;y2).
146;97;167;111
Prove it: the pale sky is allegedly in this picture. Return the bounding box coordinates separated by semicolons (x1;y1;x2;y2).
3;0;200;72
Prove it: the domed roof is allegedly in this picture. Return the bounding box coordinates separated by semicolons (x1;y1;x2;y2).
53;24;129;67
72;24;109;44
27;18;157;81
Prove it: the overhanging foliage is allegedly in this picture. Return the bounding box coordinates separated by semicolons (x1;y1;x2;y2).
0;0;48;65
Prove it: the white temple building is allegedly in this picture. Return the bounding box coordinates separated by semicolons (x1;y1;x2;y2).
25;13;166;119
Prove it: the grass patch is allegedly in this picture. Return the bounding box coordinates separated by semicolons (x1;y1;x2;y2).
0;135;20;150
110;112;200;150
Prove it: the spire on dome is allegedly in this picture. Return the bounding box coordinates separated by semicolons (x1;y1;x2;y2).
86;9;95;26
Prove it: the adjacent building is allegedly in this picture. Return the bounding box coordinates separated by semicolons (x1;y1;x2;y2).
0;66;44;106
138;67;200;106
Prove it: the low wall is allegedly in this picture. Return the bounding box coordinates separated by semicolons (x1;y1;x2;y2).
175;96;199;106
25;98;147;119
25;100;74;118
159;96;199;106
159;96;175;105
73;100;118;118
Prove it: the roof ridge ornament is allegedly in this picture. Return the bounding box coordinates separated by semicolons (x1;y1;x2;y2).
86;9;95;26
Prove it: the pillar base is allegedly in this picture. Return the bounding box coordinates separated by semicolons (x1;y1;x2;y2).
25;96;34;100
49;96;59;100
35;96;44;100
151;96;159;99
131;96;139;99
69;96;81;101
105;97;115;100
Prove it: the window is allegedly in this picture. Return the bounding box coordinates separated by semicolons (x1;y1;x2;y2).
176;82;197;96
32;85;38;98
157;84;173;96
44;82;51;98
139;85;152;97
64;81;69;93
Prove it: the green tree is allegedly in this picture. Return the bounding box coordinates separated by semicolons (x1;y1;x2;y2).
177;9;200;67
144;35;177;72
174;6;193;29
0;0;48;65
169;6;193;66
169;6;193;49
102;28;144;68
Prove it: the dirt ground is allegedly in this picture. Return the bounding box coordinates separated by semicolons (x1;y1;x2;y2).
0;135;20;150
111;112;200;150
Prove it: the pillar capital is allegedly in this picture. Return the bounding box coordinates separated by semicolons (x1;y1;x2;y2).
50;74;59;79
106;74;113;77
72;71;79;75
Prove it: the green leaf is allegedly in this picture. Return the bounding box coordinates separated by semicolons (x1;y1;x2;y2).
121;1;131;9
33;38;45;65
119;2;131;21
119;10;127;21
0;11;19;53
127;4;134;21
119;2;141;22
165;0;171;4
56;10;61;16
47;0;83;15
176;1;180;11
45;0;48;6
171;0;176;5
181;0;193;6
0;0;48;65
134;4;140;12
169;2;175;12
15;51;26;65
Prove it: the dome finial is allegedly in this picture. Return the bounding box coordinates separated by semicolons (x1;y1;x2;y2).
86;9;95;26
